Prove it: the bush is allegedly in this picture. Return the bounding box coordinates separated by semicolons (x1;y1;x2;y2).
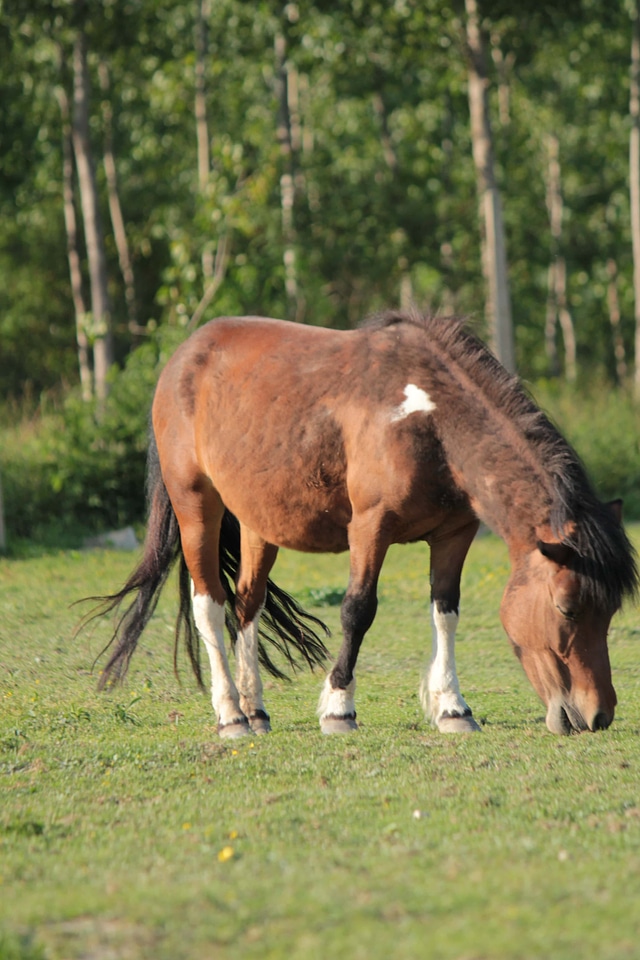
0;931;47;960
0;336;168;548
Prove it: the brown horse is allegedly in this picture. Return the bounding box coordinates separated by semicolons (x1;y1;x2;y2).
91;312;638;737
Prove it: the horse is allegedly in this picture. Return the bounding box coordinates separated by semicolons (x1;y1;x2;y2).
88;311;638;738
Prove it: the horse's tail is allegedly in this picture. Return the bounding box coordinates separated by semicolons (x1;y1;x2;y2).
84;433;330;690
84;431;182;689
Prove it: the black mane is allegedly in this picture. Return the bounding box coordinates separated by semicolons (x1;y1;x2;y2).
365;310;639;612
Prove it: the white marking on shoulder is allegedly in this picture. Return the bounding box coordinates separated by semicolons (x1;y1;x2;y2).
390;384;436;422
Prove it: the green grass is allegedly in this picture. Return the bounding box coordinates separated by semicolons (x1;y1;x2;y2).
2;532;640;959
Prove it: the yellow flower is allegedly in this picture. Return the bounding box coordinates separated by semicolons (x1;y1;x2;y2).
228;829;239;840
182;822;191;831
218;846;234;863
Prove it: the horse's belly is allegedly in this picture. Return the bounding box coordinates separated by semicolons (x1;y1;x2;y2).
217;475;351;554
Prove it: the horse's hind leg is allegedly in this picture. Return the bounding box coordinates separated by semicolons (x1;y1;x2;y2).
421;520;481;733
174;484;251;738
234;525;279;735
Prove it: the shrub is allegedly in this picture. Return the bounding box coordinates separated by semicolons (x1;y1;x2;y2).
0;336;170;548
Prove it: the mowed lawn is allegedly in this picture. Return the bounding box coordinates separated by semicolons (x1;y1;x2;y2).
2;529;640;959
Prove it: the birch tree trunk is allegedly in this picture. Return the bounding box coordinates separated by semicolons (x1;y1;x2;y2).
630;0;640;397
544;134;576;382
607;258;628;384
465;0;515;373
71;22;113;405
490;33;514;127
373;91;398;171
55;80;92;400
195;0;214;281
0;471;6;554
545;261;560;376
555;258;577;383
99;60;139;336
275;30;302;321
189;0;230;329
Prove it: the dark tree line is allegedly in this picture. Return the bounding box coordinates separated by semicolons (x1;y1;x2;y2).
1;0;640;405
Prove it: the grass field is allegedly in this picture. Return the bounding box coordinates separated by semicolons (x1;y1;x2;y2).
2;530;640;959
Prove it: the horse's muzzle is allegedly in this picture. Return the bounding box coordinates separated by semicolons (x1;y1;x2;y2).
545;698;615;735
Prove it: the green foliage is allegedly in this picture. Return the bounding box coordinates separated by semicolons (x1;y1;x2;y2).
298;585;346;606
1;0;638;397
531;380;640;517
0;932;46;960
0;335;170;546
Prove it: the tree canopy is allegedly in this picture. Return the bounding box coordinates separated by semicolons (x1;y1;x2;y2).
0;0;638;402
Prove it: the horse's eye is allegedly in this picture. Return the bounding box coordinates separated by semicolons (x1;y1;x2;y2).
556;603;579;621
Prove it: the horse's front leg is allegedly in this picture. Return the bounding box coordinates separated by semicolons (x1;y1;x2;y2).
420;519;481;733
318;521;387;734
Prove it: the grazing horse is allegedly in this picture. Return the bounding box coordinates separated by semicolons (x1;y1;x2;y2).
90;312;638;737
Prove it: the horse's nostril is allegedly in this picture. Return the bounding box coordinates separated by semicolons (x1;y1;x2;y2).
592;711;610;731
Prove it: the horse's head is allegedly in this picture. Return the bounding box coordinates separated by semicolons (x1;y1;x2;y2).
500;529;617;735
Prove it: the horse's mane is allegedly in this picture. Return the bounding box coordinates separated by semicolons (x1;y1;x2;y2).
364;310;639;611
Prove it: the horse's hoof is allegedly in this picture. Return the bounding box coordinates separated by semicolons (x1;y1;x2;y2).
320;714;358;735
249;711;271;735
218;719;252;739
437;713;482;733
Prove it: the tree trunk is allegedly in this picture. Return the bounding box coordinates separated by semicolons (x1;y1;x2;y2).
630;0;640;397
490;32;514;127
55;80;92;400
544;134;576;381
544;260;560;376
373;91;398;171
187;231;229;332
555;258;577;383
99;60;139;336
298;72;314;157
275;30;303;321
71;23;113;405
195;0;214;281
465;0;515;373
0;470;6;554
607;258;628;384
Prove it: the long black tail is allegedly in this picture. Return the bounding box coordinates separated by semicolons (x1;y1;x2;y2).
83;433;330;690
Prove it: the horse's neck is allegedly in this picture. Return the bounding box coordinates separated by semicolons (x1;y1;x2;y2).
445;438;551;548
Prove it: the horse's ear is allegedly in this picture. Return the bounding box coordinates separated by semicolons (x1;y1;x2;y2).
606;499;623;525
537;540;574;567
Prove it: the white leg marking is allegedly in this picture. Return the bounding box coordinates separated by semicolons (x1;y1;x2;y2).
390;384;437;422
318;674;357;721
191;585;246;729
420;603;471;725
235;610;268;724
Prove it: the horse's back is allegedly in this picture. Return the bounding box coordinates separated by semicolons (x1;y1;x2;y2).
152;318;362;550
150;315;469;552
